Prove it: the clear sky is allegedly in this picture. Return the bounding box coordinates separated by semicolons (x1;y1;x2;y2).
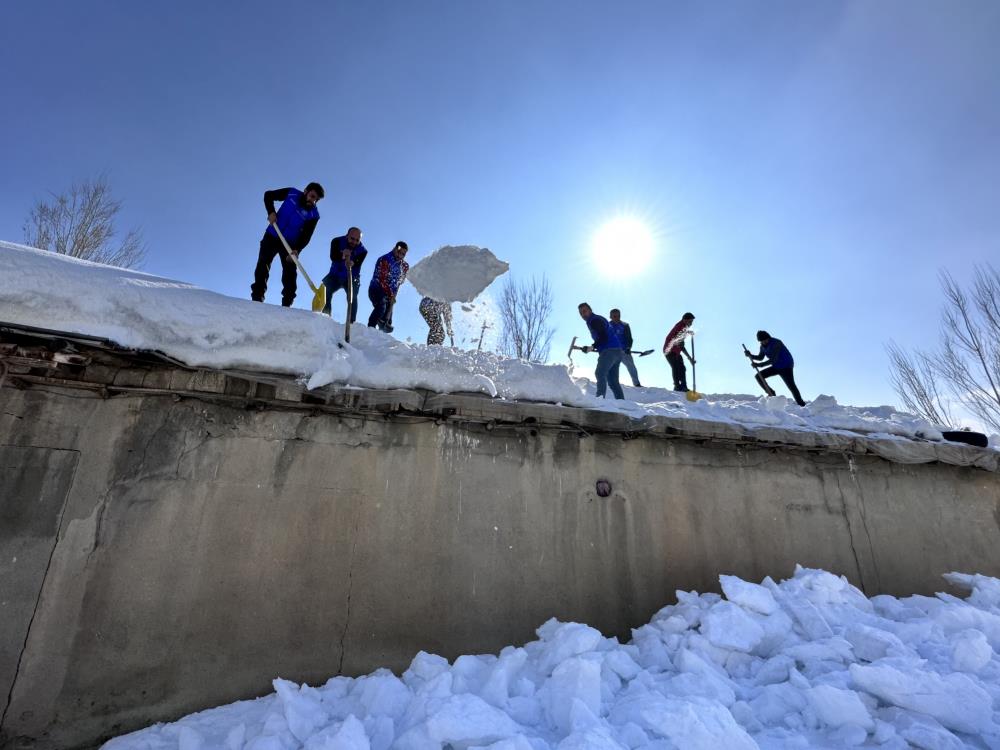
2;1;998;412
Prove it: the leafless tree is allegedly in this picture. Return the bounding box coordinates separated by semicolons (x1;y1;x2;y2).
497;275;555;363
886;265;1000;432
23;176;147;268
886;341;955;428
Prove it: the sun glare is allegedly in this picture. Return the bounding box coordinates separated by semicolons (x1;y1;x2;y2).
591;216;655;279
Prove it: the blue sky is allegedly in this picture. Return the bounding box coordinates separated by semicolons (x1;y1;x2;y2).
2;1;998;412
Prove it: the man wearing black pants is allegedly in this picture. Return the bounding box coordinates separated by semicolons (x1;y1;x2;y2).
746;330;807;407
662;312;695;392
323;227;367;322
250;183;323;307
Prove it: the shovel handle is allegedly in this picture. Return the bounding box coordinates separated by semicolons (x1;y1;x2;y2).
345;276;354;343
690;335;696;392
271;222;318;292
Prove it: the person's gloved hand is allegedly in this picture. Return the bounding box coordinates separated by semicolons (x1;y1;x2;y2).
744;350;752;358
582;346;591;354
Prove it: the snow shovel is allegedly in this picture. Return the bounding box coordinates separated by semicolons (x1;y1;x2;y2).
567;336;590;367
344;273;354;343
568;336;593;361
686;334;702;401
743;343;776;396
271;223;327;313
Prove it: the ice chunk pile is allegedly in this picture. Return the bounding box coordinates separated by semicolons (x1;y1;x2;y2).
406;245;509;303
103;566;1000;749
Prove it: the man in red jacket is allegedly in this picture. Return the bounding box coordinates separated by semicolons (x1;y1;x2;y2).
663;312;695;392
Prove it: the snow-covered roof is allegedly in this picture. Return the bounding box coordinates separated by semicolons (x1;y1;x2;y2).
1;241;995;465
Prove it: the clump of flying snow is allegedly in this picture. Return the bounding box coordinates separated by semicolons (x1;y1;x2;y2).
406;244;509;303
0;241;986;447
101;566;1000;750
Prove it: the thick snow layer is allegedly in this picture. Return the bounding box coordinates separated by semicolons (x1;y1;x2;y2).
406;245;509;303
101;566;1000;749
0;241;986;448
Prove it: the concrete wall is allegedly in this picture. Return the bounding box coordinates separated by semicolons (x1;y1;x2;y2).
2;373;999;749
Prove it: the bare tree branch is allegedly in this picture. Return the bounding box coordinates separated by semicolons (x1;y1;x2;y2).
885;341;955;427
497;275;556;363
23;175;147;269
888;264;1000;433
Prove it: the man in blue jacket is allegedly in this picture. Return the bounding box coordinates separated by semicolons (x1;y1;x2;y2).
251;183;323;307
322;227;367;322
745;330;807;406
578;302;625;400
609;308;641;387
368;241;409;332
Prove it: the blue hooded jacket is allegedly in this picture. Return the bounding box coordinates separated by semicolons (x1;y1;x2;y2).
758;337;794;369
609;320;633;350
327;235;368;284
587;314;623;352
264;188;320;250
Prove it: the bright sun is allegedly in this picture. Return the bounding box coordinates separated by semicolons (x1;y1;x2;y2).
591;216;655;278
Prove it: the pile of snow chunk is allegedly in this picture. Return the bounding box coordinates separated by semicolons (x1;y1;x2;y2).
103;566;1000;749
406;245;509;303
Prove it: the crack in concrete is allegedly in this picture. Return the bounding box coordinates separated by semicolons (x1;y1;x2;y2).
85;493;111;567
173;427;213;480
846;457;882;592
832;458;880;595
832;470;868;594
337;512;362;676
1;450;79;734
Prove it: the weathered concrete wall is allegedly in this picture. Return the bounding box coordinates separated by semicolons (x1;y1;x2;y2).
2;370;999;749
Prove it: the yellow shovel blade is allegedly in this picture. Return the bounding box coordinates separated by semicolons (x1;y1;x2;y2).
686;390;702;402
311;285;327;313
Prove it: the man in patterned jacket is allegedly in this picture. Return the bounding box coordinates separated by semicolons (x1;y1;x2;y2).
367;241;409;332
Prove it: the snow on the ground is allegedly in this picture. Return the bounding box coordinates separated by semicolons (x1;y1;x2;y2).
101;567;1000;750
407;245;509;303
0;241;981;446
